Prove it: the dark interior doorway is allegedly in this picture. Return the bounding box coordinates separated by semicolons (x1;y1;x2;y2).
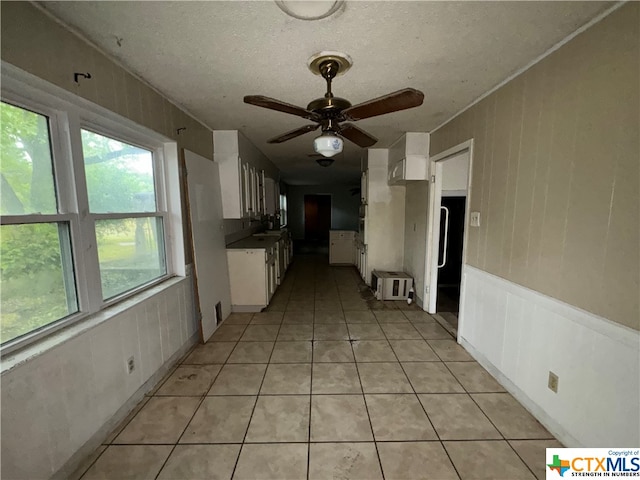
436;196;466;330
304;194;331;241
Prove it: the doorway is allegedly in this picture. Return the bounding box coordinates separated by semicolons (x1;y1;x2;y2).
302;194;331;254
425;143;472;337
436;195;466;331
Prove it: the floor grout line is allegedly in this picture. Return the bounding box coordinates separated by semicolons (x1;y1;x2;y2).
306;277;318;480
350;332;387;480
152;355;228;479
81;258;559;479
380;316;463;480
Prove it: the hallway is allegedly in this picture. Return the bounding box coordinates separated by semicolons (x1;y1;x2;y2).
75;256;561;480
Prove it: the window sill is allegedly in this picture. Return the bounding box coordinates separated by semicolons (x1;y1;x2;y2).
1;275;188;374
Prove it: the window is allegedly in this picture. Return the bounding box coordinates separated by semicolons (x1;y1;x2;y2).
0;88;175;350
279;193;287;227
81;130;166;299
0;102;78;344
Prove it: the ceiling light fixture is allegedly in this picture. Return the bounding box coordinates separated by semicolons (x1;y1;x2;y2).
275;1;344;21
313;131;343;158
316;157;335;167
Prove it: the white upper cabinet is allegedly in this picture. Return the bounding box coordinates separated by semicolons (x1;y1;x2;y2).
264;177;279;215
387;132;430;185
214;130;279;219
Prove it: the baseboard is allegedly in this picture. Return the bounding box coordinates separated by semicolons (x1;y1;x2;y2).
459;337;576;447
231;305;264;313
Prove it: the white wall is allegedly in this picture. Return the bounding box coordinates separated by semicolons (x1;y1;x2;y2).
459;265;640;447
403;181;429;304
1;278;198;480
287;184;360;241
365;149;406;283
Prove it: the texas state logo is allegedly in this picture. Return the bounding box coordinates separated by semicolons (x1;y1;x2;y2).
546;448;640;479
548;454;571;477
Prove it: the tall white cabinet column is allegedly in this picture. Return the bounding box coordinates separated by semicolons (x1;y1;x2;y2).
361;148;406;284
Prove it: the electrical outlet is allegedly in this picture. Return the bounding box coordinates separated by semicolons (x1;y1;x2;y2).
127;356;135;374
548;371;559;393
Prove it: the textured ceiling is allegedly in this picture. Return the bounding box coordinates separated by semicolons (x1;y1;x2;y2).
40;1;613;185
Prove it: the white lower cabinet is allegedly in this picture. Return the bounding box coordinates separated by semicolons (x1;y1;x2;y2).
227;233;287;312
252;229;291;285
355;236;367;281
227;249;270;312
329;230;356;265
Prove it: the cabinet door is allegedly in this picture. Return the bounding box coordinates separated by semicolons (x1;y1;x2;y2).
241;162;250;217
330;232;355;264
264;177;276;215
259;170;266;214
228;250;267;307
250;166;258;217
361;171;368;204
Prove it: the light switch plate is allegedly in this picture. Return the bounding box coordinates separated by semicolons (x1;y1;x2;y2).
470;212;481;227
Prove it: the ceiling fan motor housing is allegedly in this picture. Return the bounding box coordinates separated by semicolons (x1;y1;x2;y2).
306;97;351;116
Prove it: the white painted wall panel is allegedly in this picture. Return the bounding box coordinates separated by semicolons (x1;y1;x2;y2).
403;181;429;303
0;278;196;480
460;265;640;447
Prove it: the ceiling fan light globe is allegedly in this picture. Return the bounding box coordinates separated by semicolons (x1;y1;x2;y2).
313;134;343;158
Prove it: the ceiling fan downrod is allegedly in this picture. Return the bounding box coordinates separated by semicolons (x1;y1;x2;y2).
320;60;339;99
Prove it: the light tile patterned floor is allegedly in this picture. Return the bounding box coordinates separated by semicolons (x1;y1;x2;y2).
76;255;562;480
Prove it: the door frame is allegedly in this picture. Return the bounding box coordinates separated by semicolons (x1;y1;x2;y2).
423;139;474;338
303;193;332;240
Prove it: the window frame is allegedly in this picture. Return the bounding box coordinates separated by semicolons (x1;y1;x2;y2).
79;122;171;304
0;65;182;355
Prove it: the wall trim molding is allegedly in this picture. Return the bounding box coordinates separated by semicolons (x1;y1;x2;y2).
464;264;639;347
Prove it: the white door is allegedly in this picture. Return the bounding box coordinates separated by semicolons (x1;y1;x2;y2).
185;150;231;342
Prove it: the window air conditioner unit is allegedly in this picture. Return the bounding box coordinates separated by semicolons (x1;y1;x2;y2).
371;270;413;300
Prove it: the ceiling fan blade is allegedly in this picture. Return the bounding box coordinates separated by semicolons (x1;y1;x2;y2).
267;124;320;144
244;95;319;121
339;123;378;148
342;88;424;121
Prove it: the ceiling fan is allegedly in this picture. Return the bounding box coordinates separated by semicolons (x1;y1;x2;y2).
244;52;425;156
